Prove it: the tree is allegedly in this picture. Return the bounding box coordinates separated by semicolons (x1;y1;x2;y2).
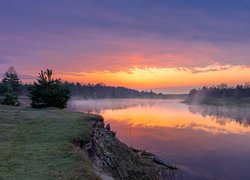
0;82;5;96
29;69;70;108
112;87;116;98
189;89;197;96
0;66;21;106
2;66;21;93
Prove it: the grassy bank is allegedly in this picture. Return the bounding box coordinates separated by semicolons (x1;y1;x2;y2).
0;105;100;179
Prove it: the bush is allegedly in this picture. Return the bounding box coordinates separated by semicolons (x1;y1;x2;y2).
29;69;70;109
0;92;19;106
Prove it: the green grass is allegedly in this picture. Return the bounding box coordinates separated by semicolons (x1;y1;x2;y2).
0;105;99;180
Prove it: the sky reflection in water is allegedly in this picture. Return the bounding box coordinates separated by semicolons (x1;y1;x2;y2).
69;99;250;179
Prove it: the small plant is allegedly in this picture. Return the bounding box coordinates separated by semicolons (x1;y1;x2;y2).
29;69;70;108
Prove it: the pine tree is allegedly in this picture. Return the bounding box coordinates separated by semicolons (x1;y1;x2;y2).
2;66;21;93
0;66;21;106
29;69;70;108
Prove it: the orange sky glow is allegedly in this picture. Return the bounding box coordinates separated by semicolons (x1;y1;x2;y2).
54;65;250;93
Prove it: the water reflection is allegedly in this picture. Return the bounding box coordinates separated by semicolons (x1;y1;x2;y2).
68;99;164;114
188;105;250;127
69;99;250;179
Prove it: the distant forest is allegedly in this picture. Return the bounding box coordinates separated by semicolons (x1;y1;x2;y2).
66;82;168;99
0;67;186;100
48;83;185;99
0;82;186;99
186;83;250;105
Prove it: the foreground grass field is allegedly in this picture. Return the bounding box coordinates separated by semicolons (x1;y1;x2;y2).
0;105;99;179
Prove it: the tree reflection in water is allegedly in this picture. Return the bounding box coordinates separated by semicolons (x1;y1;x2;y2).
188;105;250;127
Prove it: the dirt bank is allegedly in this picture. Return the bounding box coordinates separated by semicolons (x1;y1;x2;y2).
75;116;180;180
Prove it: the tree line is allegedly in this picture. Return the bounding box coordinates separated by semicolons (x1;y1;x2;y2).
186;83;250;105
66;83;168;99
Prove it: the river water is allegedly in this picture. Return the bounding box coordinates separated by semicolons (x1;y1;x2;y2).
68;99;250;179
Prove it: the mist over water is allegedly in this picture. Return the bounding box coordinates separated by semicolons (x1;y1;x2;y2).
68;99;167;114
68;99;250;179
189;105;250;127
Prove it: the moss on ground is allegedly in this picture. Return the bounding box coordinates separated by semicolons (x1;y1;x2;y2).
0;105;99;180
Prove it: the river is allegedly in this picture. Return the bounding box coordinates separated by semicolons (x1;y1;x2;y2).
68;99;250;179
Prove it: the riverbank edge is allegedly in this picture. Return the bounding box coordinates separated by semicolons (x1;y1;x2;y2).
78;114;179;180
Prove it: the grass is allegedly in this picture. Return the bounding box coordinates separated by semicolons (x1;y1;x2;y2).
0;105;100;180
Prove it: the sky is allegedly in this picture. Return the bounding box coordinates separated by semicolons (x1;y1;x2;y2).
1;0;250;93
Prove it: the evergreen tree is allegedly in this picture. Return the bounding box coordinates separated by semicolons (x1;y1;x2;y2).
0;67;21;106
2;66;21;93
29;69;70;108
0;82;5;96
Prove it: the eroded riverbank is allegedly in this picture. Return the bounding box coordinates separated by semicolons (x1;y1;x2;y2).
79;115;180;180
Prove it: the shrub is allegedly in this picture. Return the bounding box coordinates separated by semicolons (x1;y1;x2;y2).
0;92;19;106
